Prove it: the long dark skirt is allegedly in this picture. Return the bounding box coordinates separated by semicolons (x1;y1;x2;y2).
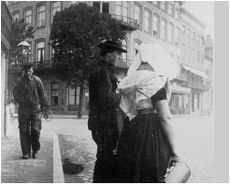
117;113;174;183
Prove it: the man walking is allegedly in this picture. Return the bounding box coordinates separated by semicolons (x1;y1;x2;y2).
88;40;127;182
13;62;48;159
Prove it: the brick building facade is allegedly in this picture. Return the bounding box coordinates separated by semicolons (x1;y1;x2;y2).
7;1;211;115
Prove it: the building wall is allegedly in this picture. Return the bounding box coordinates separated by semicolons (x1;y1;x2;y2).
1;1;12;137
7;1;211;115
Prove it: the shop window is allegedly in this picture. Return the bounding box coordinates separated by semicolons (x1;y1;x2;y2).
69;86;80;105
51;83;59;105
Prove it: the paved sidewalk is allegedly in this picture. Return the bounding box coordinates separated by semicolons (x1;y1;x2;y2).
1;121;64;183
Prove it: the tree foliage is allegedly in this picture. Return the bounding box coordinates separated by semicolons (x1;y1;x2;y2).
50;3;126;86
9;19;34;64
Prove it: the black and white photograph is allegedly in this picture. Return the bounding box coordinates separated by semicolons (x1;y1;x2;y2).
1;1;227;183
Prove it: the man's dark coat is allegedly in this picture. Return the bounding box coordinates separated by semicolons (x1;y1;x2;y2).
88;60;120;182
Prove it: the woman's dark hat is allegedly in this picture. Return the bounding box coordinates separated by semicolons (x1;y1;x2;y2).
98;40;127;53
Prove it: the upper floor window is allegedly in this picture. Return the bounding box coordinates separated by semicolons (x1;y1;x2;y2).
93;1;109;13
144;10;151;33
200;36;204;45
24;9;32;26
160;1;166;12
160;18;167;40
192;49;195;60
182;43;186;58
134;4;141;27
187;29;191;40
188;46;191;60
197;51;200;63
168;23;173;43
36;41;45;62
168;3;173;16
192;32;195;42
174;26;179;44
186;46;190;60
102;2;109;13
13;13;20;22
37;4;46;27
181;25;185;34
122;39;127;61
51;2;61;23
197;35;200;44
70;1;78;5
153;13;160;38
134;40;141;57
153;1;159;7
122;1;128;21
115;1;128;22
175;9;179;19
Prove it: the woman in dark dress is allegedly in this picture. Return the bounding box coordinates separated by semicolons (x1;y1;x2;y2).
116;43;179;183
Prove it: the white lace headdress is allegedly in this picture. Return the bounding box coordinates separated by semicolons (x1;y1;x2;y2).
118;43;179;120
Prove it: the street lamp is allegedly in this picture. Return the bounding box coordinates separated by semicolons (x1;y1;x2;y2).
17;40;31;63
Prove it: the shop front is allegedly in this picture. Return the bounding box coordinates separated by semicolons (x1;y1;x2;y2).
169;83;191;115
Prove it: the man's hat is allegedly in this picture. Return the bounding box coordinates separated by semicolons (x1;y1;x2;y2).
98;40;127;53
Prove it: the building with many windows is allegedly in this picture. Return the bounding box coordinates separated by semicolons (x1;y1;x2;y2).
203;35;213;114
7;1;211;115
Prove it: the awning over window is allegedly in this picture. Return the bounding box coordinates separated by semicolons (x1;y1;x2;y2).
182;64;210;79
171;85;191;94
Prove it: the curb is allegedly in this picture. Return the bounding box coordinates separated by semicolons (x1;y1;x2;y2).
52;132;65;183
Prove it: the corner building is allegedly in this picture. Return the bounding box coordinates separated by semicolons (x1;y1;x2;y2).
7;1;211;115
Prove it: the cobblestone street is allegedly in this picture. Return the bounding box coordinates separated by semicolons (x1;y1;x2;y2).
43;115;215;183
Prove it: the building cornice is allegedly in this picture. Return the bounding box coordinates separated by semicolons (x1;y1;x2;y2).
181;8;206;28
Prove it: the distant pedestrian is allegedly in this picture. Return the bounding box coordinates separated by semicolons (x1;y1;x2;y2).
13;62;48;159
5;100;17;138
88;40;127;182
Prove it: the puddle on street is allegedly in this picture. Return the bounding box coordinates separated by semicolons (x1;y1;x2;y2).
62;158;84;175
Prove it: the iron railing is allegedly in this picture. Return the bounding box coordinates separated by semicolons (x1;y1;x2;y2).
33;60;53;69
9;60;53;71
111;14;139;30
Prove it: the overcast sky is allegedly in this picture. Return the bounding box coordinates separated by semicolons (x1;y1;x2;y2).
182;1;214;36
